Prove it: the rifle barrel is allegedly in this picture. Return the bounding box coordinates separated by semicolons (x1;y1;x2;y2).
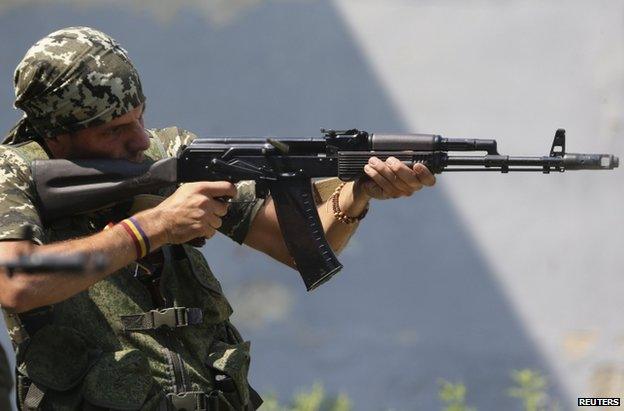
445;153;618;171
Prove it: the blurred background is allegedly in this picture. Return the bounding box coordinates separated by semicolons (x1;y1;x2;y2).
0;0;622;409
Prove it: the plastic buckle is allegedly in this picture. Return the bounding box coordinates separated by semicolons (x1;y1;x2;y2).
151;307;187;328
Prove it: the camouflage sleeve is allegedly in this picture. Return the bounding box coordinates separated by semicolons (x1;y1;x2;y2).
148;126;197;158
218;181;265;244
150;126;265;244
0;345;11;411
0;146;46;244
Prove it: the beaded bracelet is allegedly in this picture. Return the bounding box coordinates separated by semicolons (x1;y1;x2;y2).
330;182;369;224
118;217;151;259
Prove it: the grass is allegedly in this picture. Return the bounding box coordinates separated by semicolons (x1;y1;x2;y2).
262;369;559;411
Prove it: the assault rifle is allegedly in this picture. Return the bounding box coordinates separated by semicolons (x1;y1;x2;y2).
0;226;108;276
32;128;618;290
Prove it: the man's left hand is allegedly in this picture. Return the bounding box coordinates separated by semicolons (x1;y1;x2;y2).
357;156;436;200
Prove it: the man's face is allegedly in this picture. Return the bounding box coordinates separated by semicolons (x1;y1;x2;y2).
47;104;149;162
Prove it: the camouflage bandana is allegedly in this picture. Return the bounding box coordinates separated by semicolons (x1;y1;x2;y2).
4;26;145;144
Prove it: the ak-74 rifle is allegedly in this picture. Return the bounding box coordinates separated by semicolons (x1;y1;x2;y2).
31;128;618;291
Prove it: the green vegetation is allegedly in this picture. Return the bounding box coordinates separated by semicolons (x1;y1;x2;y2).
438;380;476;411
263;369;560;411
507;369;560;411
261;382;352;411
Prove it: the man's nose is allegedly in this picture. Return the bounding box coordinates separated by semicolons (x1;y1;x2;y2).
127;126;150;152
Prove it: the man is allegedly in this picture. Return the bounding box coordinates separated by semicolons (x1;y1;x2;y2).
0;27;435;410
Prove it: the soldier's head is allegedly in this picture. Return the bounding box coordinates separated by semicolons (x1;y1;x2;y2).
7;26;149;161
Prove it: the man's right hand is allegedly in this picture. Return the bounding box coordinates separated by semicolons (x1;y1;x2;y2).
141;181;238;246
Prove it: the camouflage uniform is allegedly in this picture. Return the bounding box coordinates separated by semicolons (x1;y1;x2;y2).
1;27;265;410
0;343;12;411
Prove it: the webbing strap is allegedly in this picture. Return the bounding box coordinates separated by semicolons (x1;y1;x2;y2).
249;385;264;410
121;307;203;331
23;381;46;410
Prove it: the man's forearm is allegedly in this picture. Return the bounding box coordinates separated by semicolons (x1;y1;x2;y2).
0;208;168;313
244;179;370;268
315;179;370;254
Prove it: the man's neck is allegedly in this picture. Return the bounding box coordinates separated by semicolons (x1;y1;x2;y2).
35;136;58;159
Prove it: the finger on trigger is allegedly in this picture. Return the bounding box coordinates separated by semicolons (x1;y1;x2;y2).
200;181;238;198
213;199;229;217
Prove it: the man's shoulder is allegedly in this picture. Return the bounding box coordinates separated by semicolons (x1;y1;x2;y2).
0;141;45;243
147;126;198;159
0;140;48;188
0;139;48;166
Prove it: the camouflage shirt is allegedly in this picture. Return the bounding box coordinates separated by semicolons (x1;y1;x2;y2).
0;344;11;411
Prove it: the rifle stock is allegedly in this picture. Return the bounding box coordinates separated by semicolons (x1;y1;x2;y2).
34;157;178;221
